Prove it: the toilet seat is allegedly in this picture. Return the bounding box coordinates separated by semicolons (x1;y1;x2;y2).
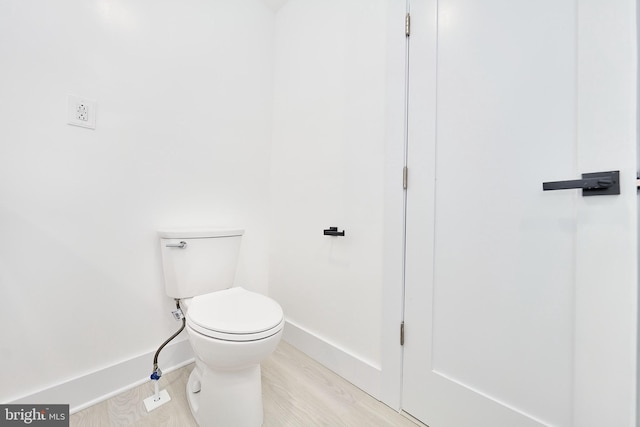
187;287;284;342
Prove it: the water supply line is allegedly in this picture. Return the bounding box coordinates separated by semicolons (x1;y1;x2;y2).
150;299;185;387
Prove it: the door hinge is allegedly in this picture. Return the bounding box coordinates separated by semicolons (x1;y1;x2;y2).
403;166;408;189
400;321;405;345
405;13;411;37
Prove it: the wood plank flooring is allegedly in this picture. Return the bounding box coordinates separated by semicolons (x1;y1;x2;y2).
70;341;424;426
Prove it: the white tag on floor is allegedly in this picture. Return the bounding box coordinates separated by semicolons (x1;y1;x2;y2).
143;389;171;412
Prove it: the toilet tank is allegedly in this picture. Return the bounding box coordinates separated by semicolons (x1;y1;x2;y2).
158;228;244;298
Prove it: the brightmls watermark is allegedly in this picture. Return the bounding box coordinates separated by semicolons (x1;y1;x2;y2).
0;405;68;426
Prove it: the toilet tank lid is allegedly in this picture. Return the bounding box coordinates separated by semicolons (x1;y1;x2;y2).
158;228;244;239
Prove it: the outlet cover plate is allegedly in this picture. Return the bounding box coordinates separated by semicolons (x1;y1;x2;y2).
143;389;171;412
67;95;96;129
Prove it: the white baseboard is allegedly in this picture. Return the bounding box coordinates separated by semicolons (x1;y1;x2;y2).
9;323;382;414
9;339;194;414
282;319;382;400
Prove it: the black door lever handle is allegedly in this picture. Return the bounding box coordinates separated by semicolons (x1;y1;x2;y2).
542;171;620;196
543;178;612;191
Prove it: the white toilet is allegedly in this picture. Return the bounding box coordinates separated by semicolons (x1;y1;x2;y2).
158;228;283;427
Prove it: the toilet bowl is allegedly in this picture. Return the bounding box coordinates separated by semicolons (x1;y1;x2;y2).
158;228;283;427
184;287;283;427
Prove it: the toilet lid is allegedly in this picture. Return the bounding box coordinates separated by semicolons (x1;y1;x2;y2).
187;287;283;339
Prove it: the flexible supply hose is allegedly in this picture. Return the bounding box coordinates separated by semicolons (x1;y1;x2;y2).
151;299;186;378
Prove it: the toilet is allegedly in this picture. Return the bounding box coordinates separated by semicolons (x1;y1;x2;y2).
158;228;283;427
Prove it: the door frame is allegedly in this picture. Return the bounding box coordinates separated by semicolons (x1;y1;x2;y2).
380;0;410;411
380;0;639;424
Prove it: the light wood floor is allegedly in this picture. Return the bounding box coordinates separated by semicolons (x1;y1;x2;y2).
70;341;424;427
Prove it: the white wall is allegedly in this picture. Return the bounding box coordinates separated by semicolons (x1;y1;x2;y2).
0;0;275;403
269;0;388;393
0;0;398;409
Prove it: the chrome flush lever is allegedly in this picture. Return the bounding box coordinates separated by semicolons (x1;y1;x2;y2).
165;241;187;249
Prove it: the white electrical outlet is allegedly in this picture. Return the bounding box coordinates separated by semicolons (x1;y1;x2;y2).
76;103;88;121
68;95;96;129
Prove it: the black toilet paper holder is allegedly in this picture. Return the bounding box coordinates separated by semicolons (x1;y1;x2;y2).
323;227;345;237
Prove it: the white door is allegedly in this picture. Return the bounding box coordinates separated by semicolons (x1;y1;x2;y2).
402;0;638;426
